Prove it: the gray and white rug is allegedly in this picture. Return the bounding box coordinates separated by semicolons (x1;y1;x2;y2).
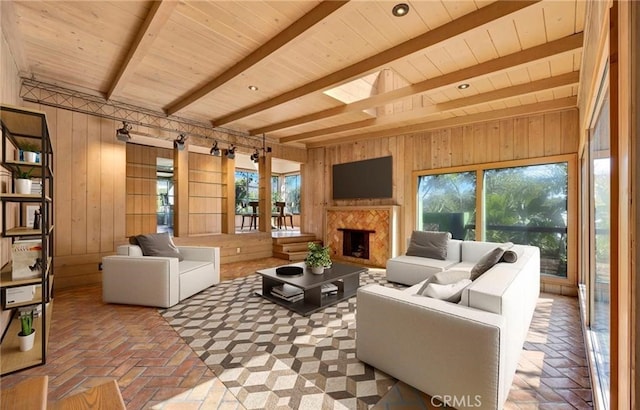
161;270;402;409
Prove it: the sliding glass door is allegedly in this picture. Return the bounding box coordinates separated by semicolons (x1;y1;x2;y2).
589;90;611;402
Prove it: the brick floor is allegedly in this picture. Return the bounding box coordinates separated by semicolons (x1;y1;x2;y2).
0;258;592;409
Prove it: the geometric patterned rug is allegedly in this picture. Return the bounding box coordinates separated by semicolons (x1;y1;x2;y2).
161;269;401;409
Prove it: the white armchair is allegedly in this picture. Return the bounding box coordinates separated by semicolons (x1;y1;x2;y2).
102;245;220;308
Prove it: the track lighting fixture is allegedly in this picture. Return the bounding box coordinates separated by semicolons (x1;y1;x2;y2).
210;140;221;156
116;121;132;142
225;145;236;159
174;133;188;151
250;148;260;163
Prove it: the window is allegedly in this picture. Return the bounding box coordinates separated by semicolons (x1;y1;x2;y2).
415;156;574;280
416;172;476;240
484;163;568;277
235;170;258;214
271;175;279;208
589;90;610;402
284;174;301;214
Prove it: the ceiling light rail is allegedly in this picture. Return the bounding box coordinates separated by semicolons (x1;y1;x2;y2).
20;78;283;153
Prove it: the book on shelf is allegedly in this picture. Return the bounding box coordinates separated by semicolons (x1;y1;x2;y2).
11;239;42;280
17;304;43;317
4;285;35;304
270;291;304;303
30;178;42;194
271;284;303;298
321;283;338;294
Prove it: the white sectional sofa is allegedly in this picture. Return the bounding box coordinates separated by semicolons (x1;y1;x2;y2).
102;244;220;308
357;240;540;410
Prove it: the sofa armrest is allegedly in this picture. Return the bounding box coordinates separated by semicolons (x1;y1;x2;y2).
178;246;220;285
178;246;216;261
356;285;507;410
102;256;180;308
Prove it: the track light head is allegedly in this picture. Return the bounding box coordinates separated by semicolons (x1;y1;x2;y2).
210;141;221;156
225;145;236;159
116;121;132;142
174;133;188;151
250;148;260;163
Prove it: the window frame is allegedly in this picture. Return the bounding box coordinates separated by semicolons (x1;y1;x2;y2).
412;153;577;287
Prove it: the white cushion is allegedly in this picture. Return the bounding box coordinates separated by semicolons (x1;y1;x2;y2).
420;279;472;303
386;255;458;285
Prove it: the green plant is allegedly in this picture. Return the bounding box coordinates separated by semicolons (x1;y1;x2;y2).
16;167;34;179
305;242;331;268
18;309;34;337
19;141;40;153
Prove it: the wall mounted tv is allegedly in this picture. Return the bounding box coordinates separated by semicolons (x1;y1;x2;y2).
332;156;393;200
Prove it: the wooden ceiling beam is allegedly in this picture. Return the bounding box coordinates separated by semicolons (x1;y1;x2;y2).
435;71;580;111
107;0;177;100
306;97;578;148
165;1;349;115
254;33;583;135
280;71;579;143
213;0;541;126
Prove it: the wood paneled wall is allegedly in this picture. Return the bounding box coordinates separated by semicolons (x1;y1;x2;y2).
125;144;172;236
302;108;580;274
188;152;223;235
2;101;280;288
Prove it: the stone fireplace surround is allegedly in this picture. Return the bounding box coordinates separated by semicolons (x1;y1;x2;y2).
325;206;400;268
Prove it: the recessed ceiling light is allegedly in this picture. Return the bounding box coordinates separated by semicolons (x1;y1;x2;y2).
248;85;259;91
392;3;410;17
457;83;470;90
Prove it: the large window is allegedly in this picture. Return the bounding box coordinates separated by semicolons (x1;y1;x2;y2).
416;172;476;240
284;174;301;214
484;163;568;277
235;170;258;214
589;91;610;402
416;157;573;279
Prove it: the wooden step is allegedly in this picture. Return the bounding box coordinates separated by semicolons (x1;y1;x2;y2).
273;240;321;253
271;234;317;245
273;250;308;261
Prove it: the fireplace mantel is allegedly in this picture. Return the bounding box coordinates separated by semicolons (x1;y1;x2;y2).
325;206;400;268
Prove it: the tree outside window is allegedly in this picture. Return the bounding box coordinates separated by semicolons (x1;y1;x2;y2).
284;174;301;214
235;170;258;214
417;172;476;240
416;161;570;277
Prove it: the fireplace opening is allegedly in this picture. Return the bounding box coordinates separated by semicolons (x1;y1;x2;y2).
338;228;375;260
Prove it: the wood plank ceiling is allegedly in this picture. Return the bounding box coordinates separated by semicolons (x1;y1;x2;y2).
4;0;585;148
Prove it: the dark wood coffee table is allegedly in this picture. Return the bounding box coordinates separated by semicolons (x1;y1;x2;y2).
256;262;367;316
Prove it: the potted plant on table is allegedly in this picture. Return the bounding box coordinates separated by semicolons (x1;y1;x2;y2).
14;167;34;194
17;308;35;352
305;242;332;274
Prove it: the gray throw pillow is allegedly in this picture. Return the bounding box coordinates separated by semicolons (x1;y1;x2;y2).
470;247;505;280
501;250;518;263
406;231;451;260
134;233;183;261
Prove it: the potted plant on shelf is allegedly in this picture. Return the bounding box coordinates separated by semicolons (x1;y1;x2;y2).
305;242;331;274
19;141;40;163
14;167;34;194
17;308;35;352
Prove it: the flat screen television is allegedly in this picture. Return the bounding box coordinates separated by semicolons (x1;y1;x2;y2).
332;156;392;200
